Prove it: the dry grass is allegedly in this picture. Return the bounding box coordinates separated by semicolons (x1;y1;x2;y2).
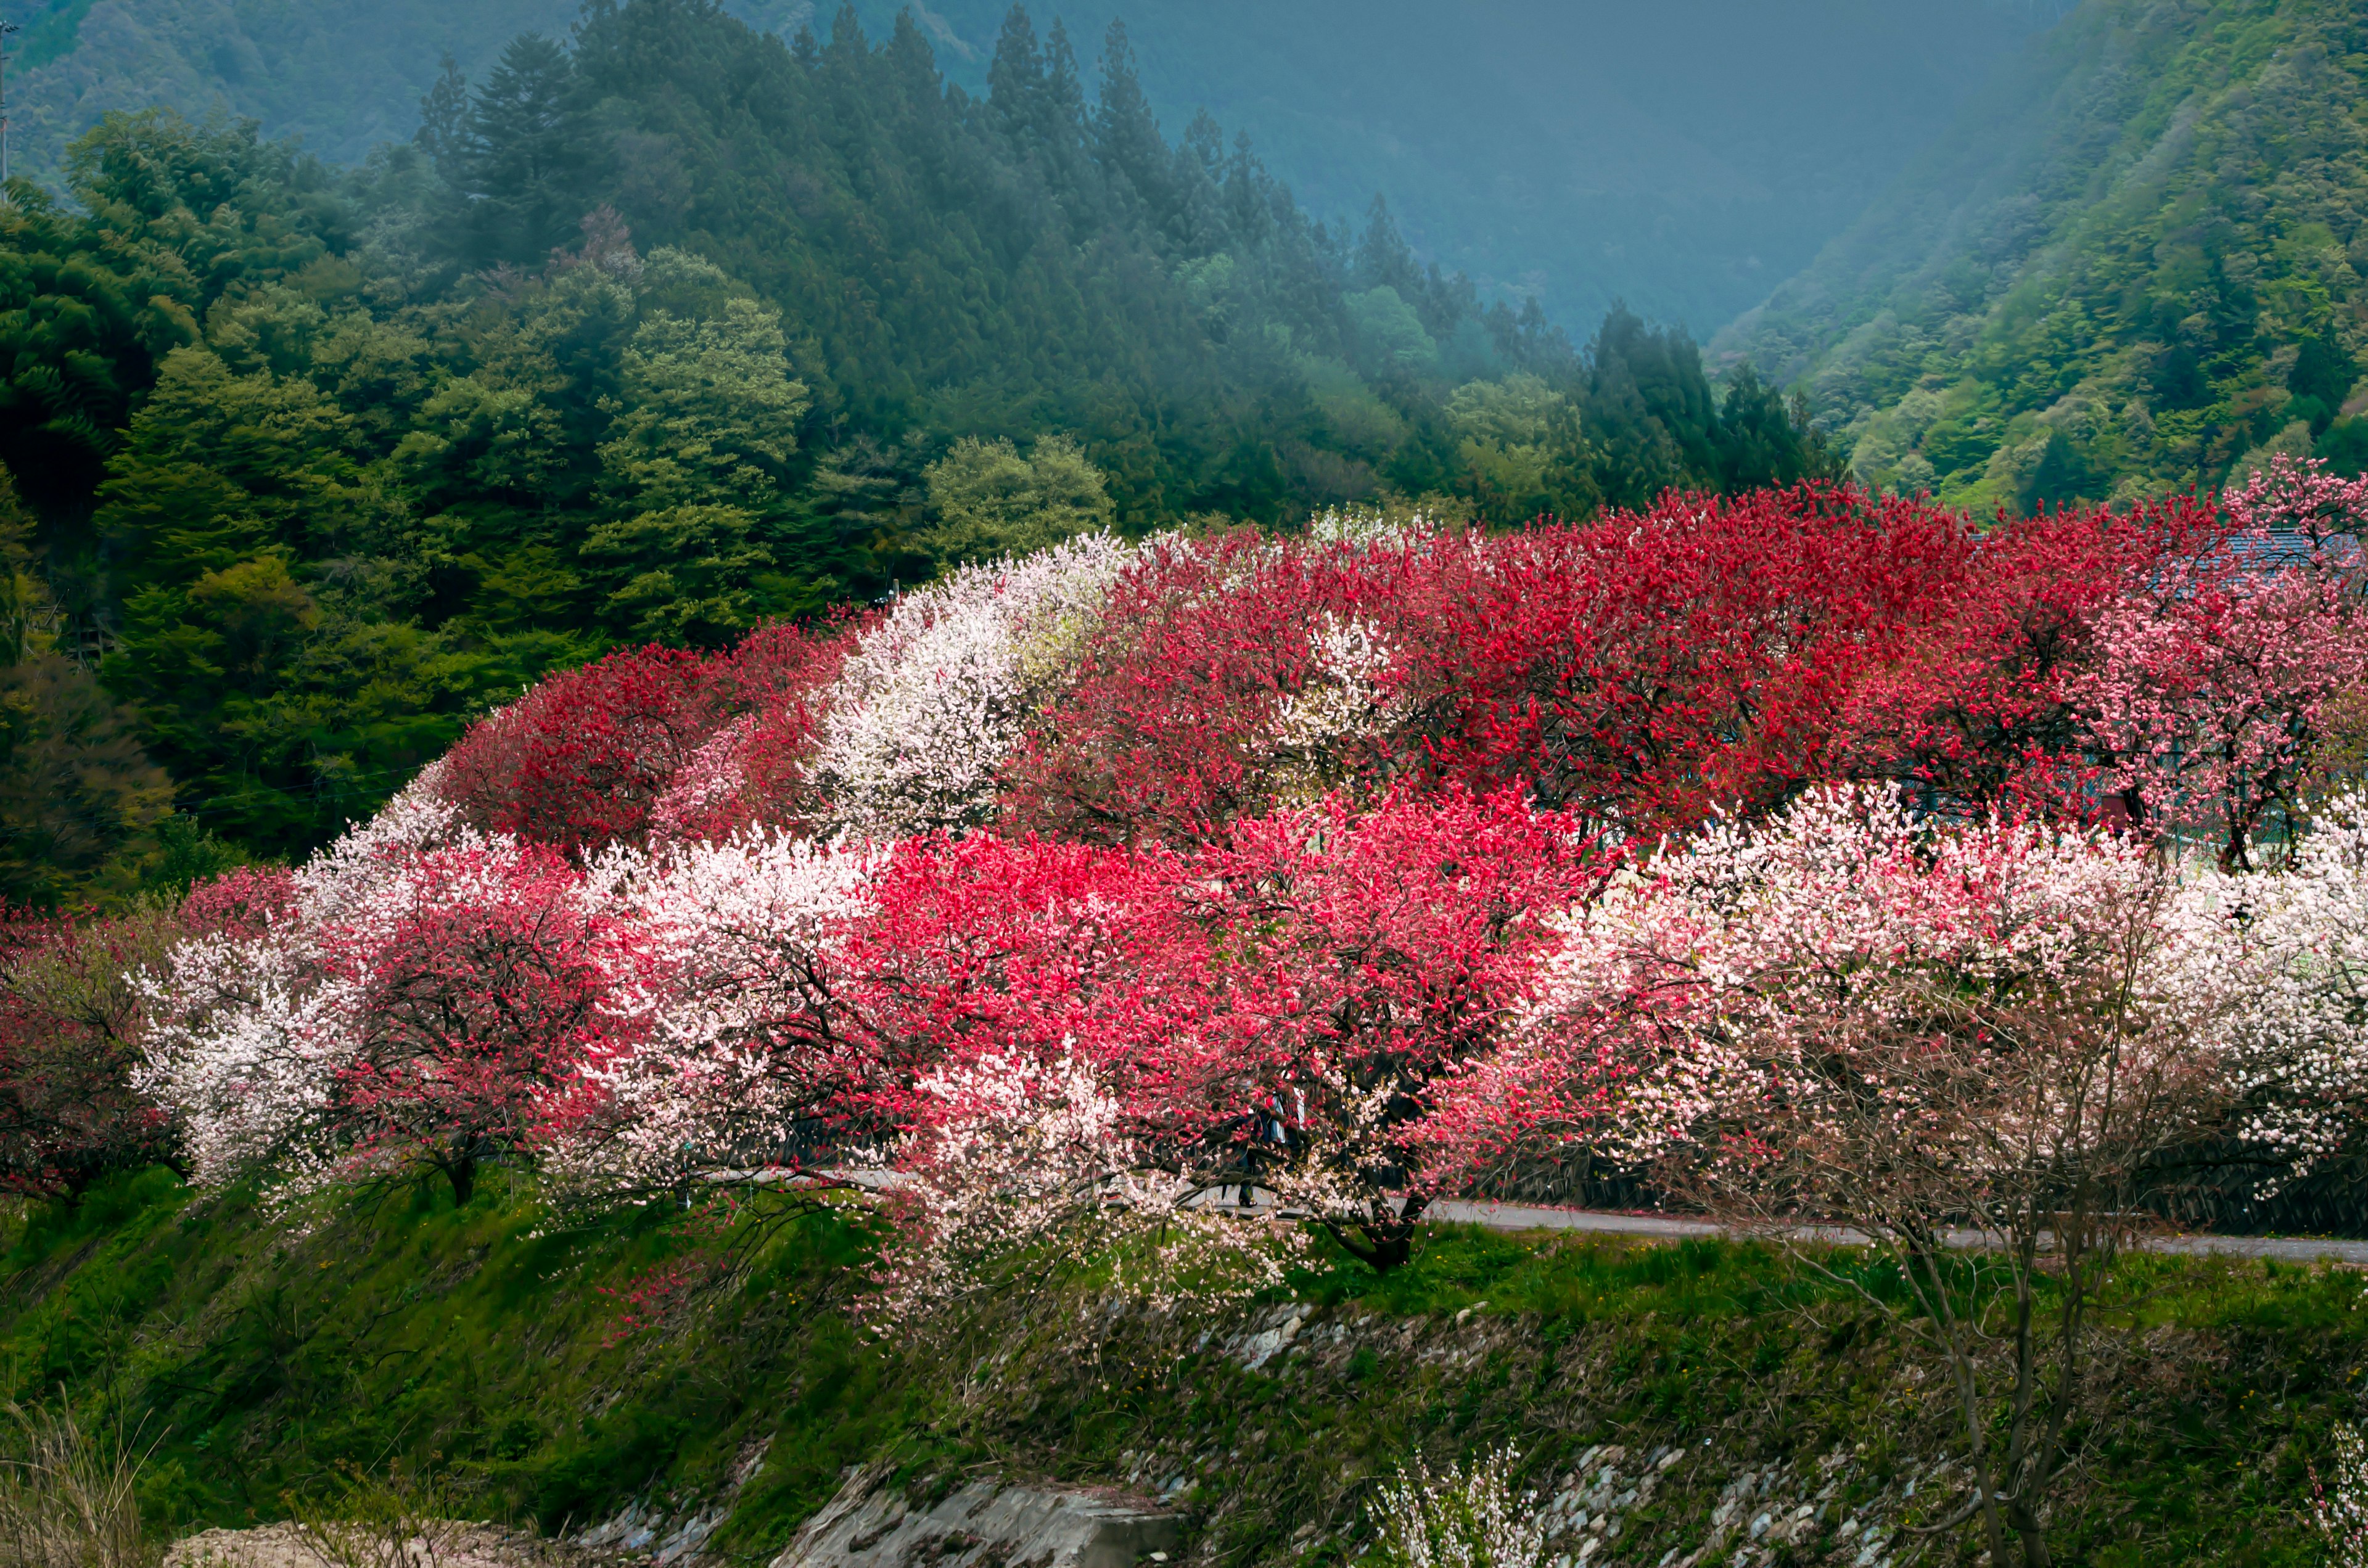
0;1403;157;1568
283;1464;471;1568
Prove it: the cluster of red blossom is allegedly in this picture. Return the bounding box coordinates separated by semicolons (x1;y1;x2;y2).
429;463;2362;864
12;459;2368;1312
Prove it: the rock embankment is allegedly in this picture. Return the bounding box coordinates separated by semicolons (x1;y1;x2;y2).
770;1465;1179;1568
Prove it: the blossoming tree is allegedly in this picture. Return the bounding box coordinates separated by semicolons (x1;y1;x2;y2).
110;462;2368;1350
1430;787;2227;1568
143;787;651;1205
2076;459;2368;867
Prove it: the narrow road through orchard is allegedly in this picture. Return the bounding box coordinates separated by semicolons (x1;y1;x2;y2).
1426;1199;2368;1266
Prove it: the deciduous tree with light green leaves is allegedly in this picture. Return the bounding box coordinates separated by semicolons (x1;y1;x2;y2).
920;434;1114;565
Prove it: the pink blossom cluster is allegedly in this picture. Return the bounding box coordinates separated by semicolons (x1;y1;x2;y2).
100;461;2368;1306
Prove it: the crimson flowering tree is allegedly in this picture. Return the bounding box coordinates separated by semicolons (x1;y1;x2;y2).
648;620;854;844
1000;526;1442;844
846;833;1206;1098
1163;787;1600;1268
316;840;652;1204
1006;488;1973;849
2075;458;2368;866
0;868;293;1203
179;866;298;938
1421;485;1971;836
815;790;1597;1300
0;906;179;1201
435;644;739;855
841;832;1252;1310
1837;502;2144;815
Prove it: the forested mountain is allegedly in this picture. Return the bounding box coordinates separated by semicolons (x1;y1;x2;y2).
1;0;2045;332
814;0;2047;334
1715;0;2368;510
0;0;1835;905
0;0;585;186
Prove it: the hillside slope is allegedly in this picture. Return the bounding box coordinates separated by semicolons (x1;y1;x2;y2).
1;0;583;185
0;1172;2354;1567
0;0;2040;334
1716;0;2368;509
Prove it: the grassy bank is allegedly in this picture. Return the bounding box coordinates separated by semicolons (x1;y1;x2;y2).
1;1170;2357;1566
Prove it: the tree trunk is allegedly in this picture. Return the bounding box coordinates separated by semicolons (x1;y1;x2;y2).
447;1155;477;1208
1326;1193;1427;1273
2010;1504;2053;1568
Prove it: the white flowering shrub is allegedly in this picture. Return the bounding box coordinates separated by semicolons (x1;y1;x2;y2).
2172;790;2368;1180
2318;1421;2368;1568
868;1049;1299;1321
137;774;482;1196
553;829;884;1196
1368;1448;1547;1568
1266;612;1412;802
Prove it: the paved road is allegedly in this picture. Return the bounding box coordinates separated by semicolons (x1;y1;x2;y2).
1426;1198;2368;1266
783;1171;2368;1266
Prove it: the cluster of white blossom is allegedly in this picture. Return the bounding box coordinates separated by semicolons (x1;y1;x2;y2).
2170;791;2368;1175
815;534;1133;836
2317;1421;2368;1568
557;830;885;1194
1465;787;2189;1176
1307;505;1452;546
1266;612;1412;802
135;922;343;1194
870;1049;1298;1320
1369;1447;1547;1568
136;774;485;1197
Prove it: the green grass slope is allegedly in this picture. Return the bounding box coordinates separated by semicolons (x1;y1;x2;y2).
1715;0;2368;511
2;1170;2362;1566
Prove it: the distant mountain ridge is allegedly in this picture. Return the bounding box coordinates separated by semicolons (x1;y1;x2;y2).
0;0;2044;334
1716;0;2368;508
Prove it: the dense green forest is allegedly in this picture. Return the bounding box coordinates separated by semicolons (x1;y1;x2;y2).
0;0;2044;332
0;0;1836;907
1718;0;2368;510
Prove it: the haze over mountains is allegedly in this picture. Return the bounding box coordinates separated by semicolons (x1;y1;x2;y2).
5;0;2051;333
1718;0;2368;508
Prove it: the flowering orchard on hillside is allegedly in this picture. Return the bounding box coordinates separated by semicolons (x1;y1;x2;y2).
7;457;2358;1311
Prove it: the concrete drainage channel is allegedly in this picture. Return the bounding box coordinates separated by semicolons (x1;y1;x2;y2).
770;1464;1180;1568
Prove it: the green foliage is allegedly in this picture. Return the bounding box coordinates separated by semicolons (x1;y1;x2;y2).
0;655;173;909
921;435;1115;565
1724;0;2368;508
0;469;171;908
1444;375;1593;523
0;1172;910;1541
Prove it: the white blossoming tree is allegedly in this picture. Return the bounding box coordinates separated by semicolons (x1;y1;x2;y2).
815;534;1132;837
1431;787;2231;1568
